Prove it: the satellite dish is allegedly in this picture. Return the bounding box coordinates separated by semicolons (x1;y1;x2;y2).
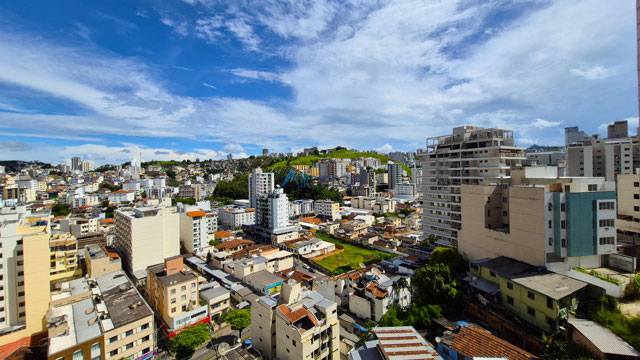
217;342;230;352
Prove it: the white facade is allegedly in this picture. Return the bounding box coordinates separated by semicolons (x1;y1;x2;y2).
314;200;340;221
257;188;290;232
179;211;218;253
218;207;256;230
249;168;275;209
108;190;135;204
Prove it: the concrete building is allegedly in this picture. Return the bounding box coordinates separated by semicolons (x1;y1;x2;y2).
256;188;291;232
59;218;99;238
564;126;590;145
71;157;82;171
107;190;135;204
289;199;315;219
349;326;442;360
608;120;629;139
199;287;230;322
251;281;340;360
84;244;122;278
565;122;639;181
179;210;218;254
418;126;525;247
458;167;617;270
616;173;640;261
393;182;416;200
0;205;51;356
359;168;376;188
178;183;202;201
49;233;82;284
314;200;340;221
387;161;403;191
146;256;208;335
249;168;275;209
113;206;180;276
218;206;255;230
46;270;155;360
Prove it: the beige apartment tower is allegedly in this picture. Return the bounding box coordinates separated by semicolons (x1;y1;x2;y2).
418;126;525;247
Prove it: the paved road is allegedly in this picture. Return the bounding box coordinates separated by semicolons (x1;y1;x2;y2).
293;258;329;283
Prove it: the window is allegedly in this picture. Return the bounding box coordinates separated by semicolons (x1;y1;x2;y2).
599;219;614;227
181;285;187;291
560;220;566;229
181;295;186;301
635;206;640;212
487;210;490;216
548;237;553;246
507;296;514;305
292;340;296;347
141;335;150;342
527;291;535;300
635;182;639;188
110;350;119;357
547;297;553;309
125;342;134;350
507;282;513;290
73;350;83;360
599;202;615;210
546;317;557;330
588;184;597;191
141;348;151;355
502;211;508;217
560;203;566;212
125;329;133;337
171;307;176;313
503;197;507;203
548;220;552;229
90;342;101;360
527;306;536;317
599;237;615;245
635;194;639;200
141;323;150;331
547;203;552;211
562;238;566;248
170;289;176;295
489;270;496;277
109;335;118;343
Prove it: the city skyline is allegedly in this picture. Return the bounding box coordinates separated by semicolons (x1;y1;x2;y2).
0;0;637;165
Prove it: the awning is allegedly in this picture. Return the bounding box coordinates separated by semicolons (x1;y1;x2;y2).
469;277;500;295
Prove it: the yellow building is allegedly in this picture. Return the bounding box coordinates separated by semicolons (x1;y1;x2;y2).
470;257;593;333
0;206;51;356
49;233;82;284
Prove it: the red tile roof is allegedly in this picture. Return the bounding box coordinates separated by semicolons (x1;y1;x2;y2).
215;239;254;251
366;282;388;299
110;190;133;194
277;305;319;332
450;326;538;360
186;211;205;217
214;230;235;239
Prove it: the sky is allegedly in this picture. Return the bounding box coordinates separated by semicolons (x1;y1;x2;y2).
0;0;637;165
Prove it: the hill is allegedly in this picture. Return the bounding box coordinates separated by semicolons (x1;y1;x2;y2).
269;149;411;175
526;144;564;152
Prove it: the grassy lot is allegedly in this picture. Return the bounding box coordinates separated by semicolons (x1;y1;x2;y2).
313;232;396;275
269;150;411;176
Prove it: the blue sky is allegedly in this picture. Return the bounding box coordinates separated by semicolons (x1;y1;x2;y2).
0;0;636;165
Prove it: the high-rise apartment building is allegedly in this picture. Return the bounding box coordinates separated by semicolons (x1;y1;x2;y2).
418;126;525;247
178;183;202;201
179;210;218;253
314;200;340;221
113;206;180;276
256;188;290;232
458;167;617;270
387;162;403;190
71;156;81;171
49;233;82;284
249;168;275;209
616;173;640;260
565;123;639;181
252;280;340;360
0;205;51;355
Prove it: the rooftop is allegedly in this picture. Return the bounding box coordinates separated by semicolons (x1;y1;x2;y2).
449;326;537;360
567;318;640;357
148;262;197;287
200;286;230;301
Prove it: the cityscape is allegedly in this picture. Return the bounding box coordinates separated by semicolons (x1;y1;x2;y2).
1;1;640;360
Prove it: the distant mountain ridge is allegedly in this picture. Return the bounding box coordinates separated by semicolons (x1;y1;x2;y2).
525;144;564;152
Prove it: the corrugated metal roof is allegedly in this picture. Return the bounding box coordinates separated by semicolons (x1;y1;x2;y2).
568;318;640;357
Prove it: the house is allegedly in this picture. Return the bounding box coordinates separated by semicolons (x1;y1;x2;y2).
437;325;538;360
349;326;442;360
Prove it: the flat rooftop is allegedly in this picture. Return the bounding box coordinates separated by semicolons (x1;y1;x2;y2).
148;262;197;287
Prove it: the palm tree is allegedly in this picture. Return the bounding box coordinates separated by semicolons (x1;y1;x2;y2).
395;277;410;309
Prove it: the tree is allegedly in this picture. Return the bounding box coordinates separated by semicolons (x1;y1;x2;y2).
51;204;71;217
206;251;213;264
224;309;251;338
167;178;181;187
355;320;375;347
105;206;118;219
412;264;458;307
170;323;210;359
540;340;593;360
429;247;468;276
209;239;221;247
140;191;147;199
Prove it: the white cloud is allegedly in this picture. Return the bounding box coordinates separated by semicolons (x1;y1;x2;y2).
570;66;615;80
222;143;244;153
160;16;189;36
225;17;261;51
202;82;216;89
228;68;281;82
375;143;393;153
195;17;224;43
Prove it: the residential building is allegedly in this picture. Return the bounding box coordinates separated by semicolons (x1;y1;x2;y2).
71;157;82;171
146;256;208;335
113;206;180;276
565;122;639;181
84;244;122;278
1;185;36;202
178;183;202;201
564;126;590;145
0;205;51;356
252;281;340;360
418;126;526;247
256;188;291;232
249;168;275;209
218;206;255;230
459;167;617;269
289;199;315;219
314;200;340;221
107;190;135;204
349;326;442;360
318;267;411;322
566;318;640;359
179;210;218;253
59;218;99;238
49;233;82;284
280;237;336;258
393;182;416;200
199;287;230;322
469;256;592;333
387;161;403;190
608;120;629;139
437;326;536;360
245;270;284;295
359;168;376;188
47;270;155;360
616;173;640;260
224;249;294;280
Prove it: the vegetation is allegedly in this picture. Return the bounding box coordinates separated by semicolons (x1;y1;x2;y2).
224;309;251;337
419;234;438;248
372;212;399;218
173;197;196;206
540;340;594;360
209;196;233;206
51;203;71;217
212;173;248;199
412;263;459;308
140;190;147;199
397;207;417;217
170;323;209;359
209;239;221;246
104;205;118;219
94;165;117;172
573;266;622;285
100;182;121;192
167;178;181;187
429;247;468;276
379;303;443;329
592;308;640;350
622;274;640;300
206;251;212;264
313;232;395;275
355;321;375;348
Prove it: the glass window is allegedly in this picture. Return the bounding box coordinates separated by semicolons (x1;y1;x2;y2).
141;323;150;331
125;342;134;350
90;342;101;359
73;350;83;360
125;329;133;337
547;297;553;309
109;335;118;343
527;291;535;300
489;270;496;277
507;296;514;305
527;306;535;317
110;350;118;357
507;282;513;290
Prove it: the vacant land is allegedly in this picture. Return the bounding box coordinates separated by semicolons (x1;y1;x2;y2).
313;232;396;275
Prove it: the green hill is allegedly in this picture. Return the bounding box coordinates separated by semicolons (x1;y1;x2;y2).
269;149;411;176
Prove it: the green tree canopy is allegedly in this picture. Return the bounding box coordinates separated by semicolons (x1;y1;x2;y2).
51;204;71;217
412;264;458;307
213;174;249;199
429;247;468;276
224;309;251;335
170;323;209;359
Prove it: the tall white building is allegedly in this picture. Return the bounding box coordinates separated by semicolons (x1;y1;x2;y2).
256;188;290;232
418;126;525;247
249;168;275;209
387;162;403;190
113;206;180;277
179;211;218;253
71;156;81;171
